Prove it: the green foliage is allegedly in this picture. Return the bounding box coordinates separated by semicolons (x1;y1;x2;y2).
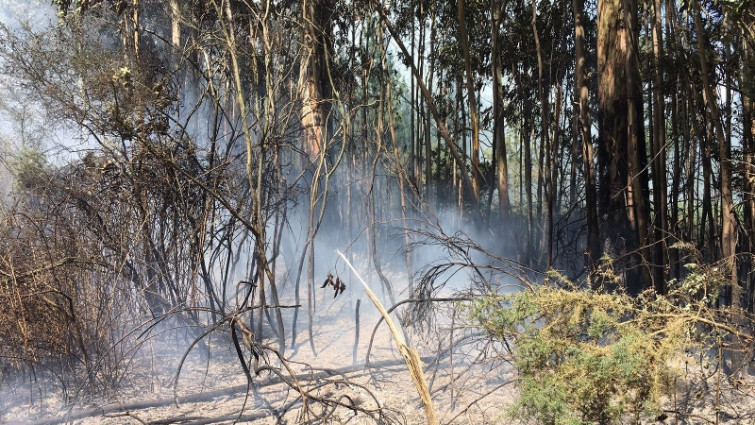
469;264;748;425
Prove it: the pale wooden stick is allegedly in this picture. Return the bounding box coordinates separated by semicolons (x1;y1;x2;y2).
336;249;439;425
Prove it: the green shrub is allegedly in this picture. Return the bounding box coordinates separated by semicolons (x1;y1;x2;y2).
469;263;749;425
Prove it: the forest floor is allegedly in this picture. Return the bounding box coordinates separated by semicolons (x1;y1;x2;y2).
1;283;754;424
0;290;518;425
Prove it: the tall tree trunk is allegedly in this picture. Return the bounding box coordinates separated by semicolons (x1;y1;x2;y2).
370;37;397;306
133;0;139;60
574;0;602;274
301;0;334;163
170;0;180;63
492;0;510;222
742;32;755;312
532;0;550;267
387;68;414;295
425;9;436;200
300;0;335;353
598;0;648;294
410;15;416;190
458;75;467;217
693;2;738;298
570;110;579;209
457;75;466;216
651;0;668;293
598;0;632;279
691;86;714;256
684;95;696;245
666;0;681;279
522;79;534;263
416;7;425;194
458;0;481;202
623;0;652;292
546;82;562;268
435;80;442;204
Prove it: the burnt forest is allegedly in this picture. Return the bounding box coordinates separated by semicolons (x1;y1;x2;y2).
0;0;754;423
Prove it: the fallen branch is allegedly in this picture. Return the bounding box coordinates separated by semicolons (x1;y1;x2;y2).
9;357;429;425
337;249;440;425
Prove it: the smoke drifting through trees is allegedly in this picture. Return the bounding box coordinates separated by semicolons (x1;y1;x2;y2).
0;0;754;422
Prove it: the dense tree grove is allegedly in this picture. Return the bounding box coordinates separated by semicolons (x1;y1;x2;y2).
0;0;754;419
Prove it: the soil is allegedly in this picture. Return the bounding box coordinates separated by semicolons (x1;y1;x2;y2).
0;292;518;425
1;289;753;424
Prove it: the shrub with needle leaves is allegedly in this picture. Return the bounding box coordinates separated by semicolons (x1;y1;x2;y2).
469;264;752;425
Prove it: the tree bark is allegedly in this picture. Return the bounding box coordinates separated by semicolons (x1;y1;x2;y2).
425;9;436;199
300;0;334;163
458;0;481;202
492;0;510;222
574;0;602;275
693;2;738;298
532;0;551;267
386;66;414;295
651;0;668;294
598;0;649;293
598;0;632;281
170;0;180;66
743;32;755;312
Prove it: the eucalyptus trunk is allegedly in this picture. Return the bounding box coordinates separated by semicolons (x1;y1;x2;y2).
598;0;649;293
743;34;755;311
651;0;668;293
492;0;510;222
693;2;737;299
574;0;602;274
458;0;481;202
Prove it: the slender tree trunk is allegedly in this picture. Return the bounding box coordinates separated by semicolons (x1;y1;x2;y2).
693;2;737;297
522;82;534;263
666;0;680;279
170;0;180;70
425;9;436;200
133;0;139;60
519;98;524;209
458;0;481;202
459;75;467;217
623;0;652;291
574;0;602;274
651;0;668;293
683;94;696;245
374;2;481;216
436;76;442;203
531;0;549;267
410;16;416;188
492;0;510;222
387;66;414;295
368;27;397;307
743;33;755;311
416;8;425;194
692;91;713;256
570;111;579;209
546;82;562;268
361;20;372;285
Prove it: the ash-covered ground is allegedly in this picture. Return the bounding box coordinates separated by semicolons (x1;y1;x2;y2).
0;282;518;425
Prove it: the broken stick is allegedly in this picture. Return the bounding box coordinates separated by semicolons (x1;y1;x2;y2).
336;249;439;425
